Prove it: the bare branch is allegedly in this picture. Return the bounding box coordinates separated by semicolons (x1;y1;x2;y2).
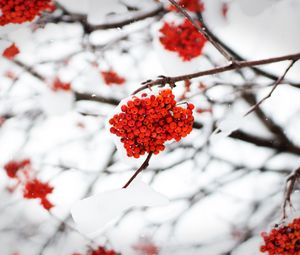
282;166;300;219
244;60;297;116
122;153;153;188
134;51;300;94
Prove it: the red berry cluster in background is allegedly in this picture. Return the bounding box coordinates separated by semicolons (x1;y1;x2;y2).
73;246;119;255
3;158;54;210
51;78;71;91
159;19;207;61
23;178;54;210
109;89;194;158
132;240;159;255
4;159;30;178
0;0;55;26
169;0;205;13
260;218;300;255
101;70;126;86
2;44;20;60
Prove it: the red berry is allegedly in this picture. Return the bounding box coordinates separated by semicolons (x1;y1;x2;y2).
260;218;300;255
168;0;205;13
109;89;195;158
2;44;20;59
23;178;54;210
159;19;207;61
101;70;125;85
0;0;55;26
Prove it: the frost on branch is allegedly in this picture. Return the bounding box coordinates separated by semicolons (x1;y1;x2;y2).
71;180;169;237
87;0;127;25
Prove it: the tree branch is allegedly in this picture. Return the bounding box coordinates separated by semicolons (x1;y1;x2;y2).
244;60;297;116
134;51;300;94
282;166;300;219
122;153;153;188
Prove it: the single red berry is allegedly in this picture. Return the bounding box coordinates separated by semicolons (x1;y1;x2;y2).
2;44;20;59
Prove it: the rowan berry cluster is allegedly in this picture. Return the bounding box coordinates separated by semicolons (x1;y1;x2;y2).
4;159;31;178
101;70;126;86
0;0;55;26
73;246;119;255
2;44;20;60
23;178;54;210
159;19;207;61
109;89;194;158
260;218;300;255
3;158;54;210
132;240;159;255
52;78;71;91
169;0;205;13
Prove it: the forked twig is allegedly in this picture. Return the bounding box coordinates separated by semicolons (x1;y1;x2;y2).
282;166;300;219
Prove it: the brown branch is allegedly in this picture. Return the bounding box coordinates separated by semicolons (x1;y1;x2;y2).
74;92;120;105
133;51;300;94
244;60;297;116
168;0;233;61
53;2;165;32
122;153;153;188
197;12;300;88
282;166;300;219
89;5;165;31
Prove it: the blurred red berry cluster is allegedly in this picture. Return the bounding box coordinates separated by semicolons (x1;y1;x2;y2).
0;0;55;26
168;0;205;13
109;89;194;158
3;159;54;210
4;159;30;179
260;218;300;255
52;78;71;91
2;44;20;60
159;19;207;61
73;246;119;255
23;178;54;210
101;70;126;86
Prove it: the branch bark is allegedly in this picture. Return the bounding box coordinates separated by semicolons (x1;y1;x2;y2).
134;51;300;94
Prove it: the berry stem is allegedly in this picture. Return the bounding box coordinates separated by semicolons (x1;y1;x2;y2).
282;166;300;219
122;153;153;188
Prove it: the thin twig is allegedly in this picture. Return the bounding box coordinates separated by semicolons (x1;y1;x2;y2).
133;51;300;94
168;0;233;61
122;153;153;188
282;166;300;219
244;60;297;116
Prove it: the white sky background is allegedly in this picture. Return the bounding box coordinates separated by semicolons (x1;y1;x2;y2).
1;0;300;254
